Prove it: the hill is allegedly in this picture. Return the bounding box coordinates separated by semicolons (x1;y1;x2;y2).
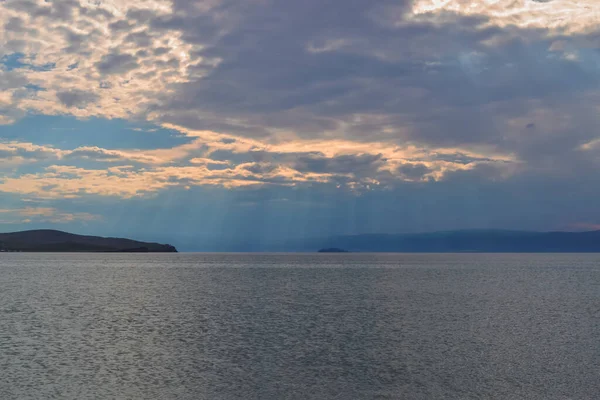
0;230;177;252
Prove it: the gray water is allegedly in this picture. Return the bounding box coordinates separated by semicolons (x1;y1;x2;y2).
0;253;599;399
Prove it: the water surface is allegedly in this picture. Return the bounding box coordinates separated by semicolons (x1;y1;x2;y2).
1;253;598;399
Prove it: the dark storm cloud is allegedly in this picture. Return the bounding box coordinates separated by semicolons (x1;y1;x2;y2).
0;68;28;89
62;29;87;53
3;0;52;18
242;163;278;175
59;26;103;54
292;153;386;176
3;0;81;21
108;19;133;32
424;152;499;165
95;53;139;75
56;90;100;108
397;163;432;180
124;31;154;48
129;0;600;174
153;47;170;56
4;17;29;34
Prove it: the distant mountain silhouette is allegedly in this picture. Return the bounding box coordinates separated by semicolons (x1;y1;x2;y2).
318;248;349;253
0;230;177;252
295;230;600;253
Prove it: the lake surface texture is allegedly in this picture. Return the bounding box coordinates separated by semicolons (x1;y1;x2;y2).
1;253;598;399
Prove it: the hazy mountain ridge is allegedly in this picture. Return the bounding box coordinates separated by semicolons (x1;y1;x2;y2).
0;230;177;252
301;230;600;253
3;229;600;253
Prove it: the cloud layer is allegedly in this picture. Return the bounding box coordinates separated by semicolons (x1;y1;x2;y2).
1;0;600;237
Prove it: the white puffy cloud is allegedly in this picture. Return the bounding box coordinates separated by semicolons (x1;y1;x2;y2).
0;0;203;121
408;0;600;34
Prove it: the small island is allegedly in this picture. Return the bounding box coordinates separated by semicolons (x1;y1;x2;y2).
0;230;177;252
318;248;349;253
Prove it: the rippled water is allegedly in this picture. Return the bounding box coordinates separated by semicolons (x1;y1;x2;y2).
1;253;599;399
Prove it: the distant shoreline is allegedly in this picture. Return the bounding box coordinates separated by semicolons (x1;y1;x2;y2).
318;248;349;253
4;228;600;253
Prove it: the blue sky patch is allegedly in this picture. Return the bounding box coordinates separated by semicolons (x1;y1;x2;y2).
0;115;192;150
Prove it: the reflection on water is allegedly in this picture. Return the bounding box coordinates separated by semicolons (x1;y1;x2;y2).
1;253;599;399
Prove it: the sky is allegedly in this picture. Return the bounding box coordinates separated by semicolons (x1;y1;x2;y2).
1;0;600;249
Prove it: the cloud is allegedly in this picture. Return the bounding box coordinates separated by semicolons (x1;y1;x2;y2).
56;90;100;108
0;160;334;199
408;0;600;34
64;146;164;164
397;163;432;180
0;141;65;166
0;206;98;223
127;0;600;180
0;137;515;200
291;153;386;176
1;0;600;237
95;53;139;75
1;0;598;156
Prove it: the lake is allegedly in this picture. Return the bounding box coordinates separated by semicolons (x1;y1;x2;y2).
1;253;598;399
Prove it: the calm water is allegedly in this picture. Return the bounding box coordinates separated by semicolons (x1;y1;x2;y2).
0;253;599;399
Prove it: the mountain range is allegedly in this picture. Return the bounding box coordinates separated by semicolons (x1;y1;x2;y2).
289;230;600;253
2;229;600;253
